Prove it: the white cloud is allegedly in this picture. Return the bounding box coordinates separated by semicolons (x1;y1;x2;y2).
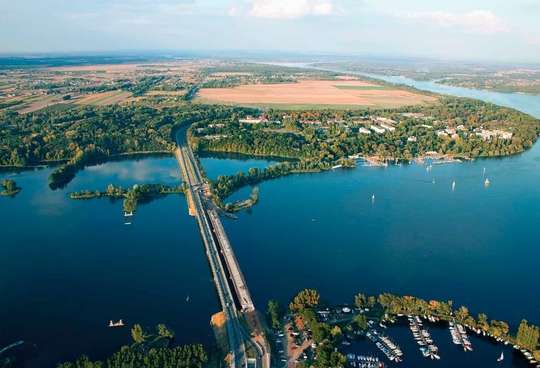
396;10;509;35
231;0;340;19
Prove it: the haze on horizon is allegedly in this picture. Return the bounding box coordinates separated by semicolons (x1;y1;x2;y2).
1;0;540;63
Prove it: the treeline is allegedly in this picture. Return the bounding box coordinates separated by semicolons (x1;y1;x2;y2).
212;160;330;200
58;324;207;368
0;103;255;188
181;85;200;101
70;183;183;213
123;76;166;97
49;146;107;189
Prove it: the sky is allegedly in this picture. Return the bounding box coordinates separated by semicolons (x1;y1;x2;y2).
1;0;540;62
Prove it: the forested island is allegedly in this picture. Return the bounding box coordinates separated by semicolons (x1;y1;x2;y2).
69;183;184;213
57;324;207;368
265;289;540;368
0;179;20;196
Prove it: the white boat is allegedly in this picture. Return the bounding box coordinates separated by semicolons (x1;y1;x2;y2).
452;180;456;191
484;178;491;187
109;319;125;328
497;351;504;362
371;194;375;202
124;211;133;217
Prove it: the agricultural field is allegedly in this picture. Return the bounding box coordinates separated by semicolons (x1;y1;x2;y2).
197;80;436;109
74;90;132;106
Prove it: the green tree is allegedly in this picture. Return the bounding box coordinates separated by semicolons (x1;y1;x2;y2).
516;320;540;351
353;314;368;331
157;324;174;338
131;324;146;344
266;299;282;330
289;289;320;312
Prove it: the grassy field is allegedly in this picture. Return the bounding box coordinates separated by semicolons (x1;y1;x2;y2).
197;80;436;109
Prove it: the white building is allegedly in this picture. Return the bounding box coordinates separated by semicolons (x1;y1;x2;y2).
380;123;396;132
374;117;397;125
358;127;371;134
476;129;513;140
239;116;267;124
370;125;386;134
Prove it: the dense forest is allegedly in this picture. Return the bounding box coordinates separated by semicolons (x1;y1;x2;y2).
0;103;256;188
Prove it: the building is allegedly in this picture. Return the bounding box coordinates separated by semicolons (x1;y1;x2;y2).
370;125;386;134
358;127;371;135
380;123;396;132
374;116;397;125
407;136;417;142
239;116;267;124
476;129;513;140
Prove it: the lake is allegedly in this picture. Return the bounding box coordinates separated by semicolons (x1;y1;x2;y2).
1;76;540;367
0;158;218;366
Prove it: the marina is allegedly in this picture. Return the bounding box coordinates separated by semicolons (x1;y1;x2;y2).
449;322;473;352
346;354;385;368
408;316;440;360
367;330;403;363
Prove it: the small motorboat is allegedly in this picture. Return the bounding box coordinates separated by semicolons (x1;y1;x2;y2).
109;319;125;328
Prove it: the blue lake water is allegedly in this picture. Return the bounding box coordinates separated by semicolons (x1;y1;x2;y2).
2;74;540;367
0;158;218;367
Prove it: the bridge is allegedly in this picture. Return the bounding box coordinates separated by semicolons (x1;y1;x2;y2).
175;128;270;368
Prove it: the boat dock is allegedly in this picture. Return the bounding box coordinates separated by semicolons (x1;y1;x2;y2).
449;322;473;351
408;315;440;360
367;329;403;363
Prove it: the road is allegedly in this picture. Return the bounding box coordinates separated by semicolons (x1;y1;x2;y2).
175;127;269;368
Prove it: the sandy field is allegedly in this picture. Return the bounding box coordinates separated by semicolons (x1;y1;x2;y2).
198;80;436;108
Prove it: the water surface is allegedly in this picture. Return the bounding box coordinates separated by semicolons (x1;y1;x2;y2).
0;157;218;367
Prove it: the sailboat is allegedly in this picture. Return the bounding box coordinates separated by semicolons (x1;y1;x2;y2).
497;351;504;362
